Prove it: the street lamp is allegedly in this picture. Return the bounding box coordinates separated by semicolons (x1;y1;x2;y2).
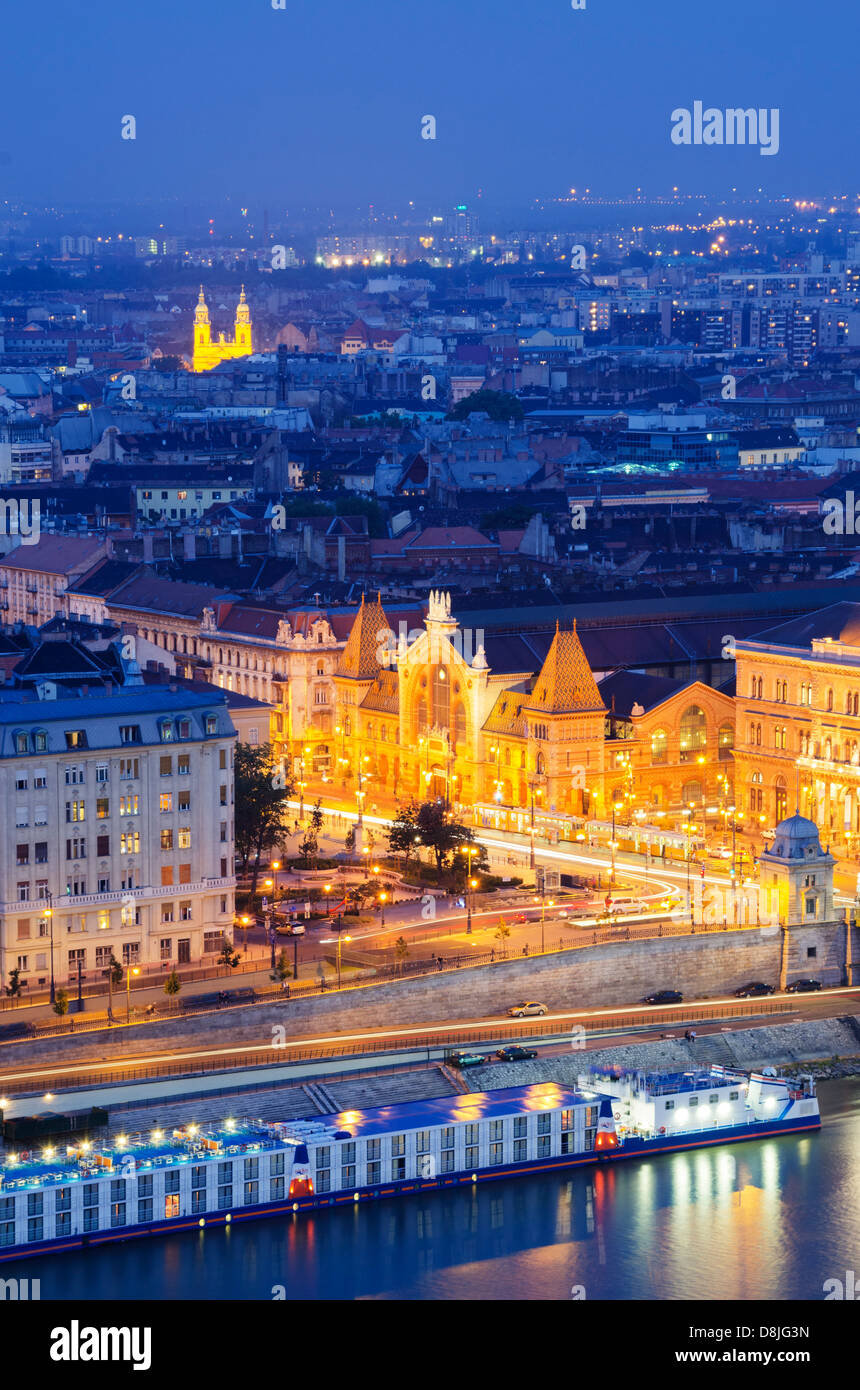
528;781;544;870
336;931;352;988
126;963;140;1022
379;890;387;927
324;883;332;916
610;803;618;885
461;844;477;932
540;896;554;954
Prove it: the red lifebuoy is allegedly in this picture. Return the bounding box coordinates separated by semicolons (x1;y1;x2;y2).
659;1126;666;1136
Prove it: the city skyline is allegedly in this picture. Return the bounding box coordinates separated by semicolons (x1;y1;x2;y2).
1;0;856;206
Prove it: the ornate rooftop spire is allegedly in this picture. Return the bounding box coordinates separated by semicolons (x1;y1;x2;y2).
336;592;390;679
526;623;604;715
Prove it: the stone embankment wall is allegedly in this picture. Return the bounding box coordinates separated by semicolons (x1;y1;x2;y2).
0;924;847;1070
473;1015;860;1091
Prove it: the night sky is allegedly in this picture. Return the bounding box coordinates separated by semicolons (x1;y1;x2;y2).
1;0;853;209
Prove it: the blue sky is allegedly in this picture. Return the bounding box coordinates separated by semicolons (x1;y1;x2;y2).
0;0;853;209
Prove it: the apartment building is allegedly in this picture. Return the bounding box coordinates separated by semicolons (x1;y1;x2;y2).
0;683;236;992
0;535;110;625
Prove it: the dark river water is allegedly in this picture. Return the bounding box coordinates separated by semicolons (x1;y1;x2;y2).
8;1080;859;1301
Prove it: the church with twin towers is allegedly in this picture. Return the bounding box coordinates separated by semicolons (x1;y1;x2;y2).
191;286;253;372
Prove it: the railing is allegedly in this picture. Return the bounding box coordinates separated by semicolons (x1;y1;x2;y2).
0;999;800;1098
0;914;766;1021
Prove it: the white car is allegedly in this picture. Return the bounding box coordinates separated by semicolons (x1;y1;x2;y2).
507;1001;548;1018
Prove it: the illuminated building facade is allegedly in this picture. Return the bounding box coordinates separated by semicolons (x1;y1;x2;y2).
734;606;860;855
192;287;253;373
331;591;609;835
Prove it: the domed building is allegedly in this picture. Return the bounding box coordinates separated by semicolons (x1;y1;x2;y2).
757;810;849;987
759;812;834;927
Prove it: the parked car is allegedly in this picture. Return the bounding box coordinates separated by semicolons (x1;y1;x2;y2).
507;1000;549;1018
734;981;774;998
642;989;683;1005
786;978;822;993
275;920;305;936
449;1051;488;1069
495;1045;538;1062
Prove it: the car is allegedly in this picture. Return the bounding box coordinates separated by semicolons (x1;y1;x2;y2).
507;1001;548;1018
710;845;733;860
495;1045;538;1062
448;1051;488;1068
734;981;774;998
786;978;822;993
275;920;305;936
642;989;684;1005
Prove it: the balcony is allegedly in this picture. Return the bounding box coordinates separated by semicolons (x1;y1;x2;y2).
0;876;235;914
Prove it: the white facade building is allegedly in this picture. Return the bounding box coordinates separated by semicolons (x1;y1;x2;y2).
0;685;236;991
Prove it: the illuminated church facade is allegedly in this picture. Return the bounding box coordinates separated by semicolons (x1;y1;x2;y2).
192;287;253;372
330;591;609;838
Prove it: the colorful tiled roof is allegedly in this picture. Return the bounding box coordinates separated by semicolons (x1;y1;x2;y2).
525;621;605;715
336;593;390;680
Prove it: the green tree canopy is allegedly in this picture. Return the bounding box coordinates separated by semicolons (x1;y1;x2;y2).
447;389;524;423
414;802;487;879
234;742;294;890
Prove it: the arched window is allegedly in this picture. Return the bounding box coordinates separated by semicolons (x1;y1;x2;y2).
682;780;703;805
416;696;428;734
651;728;668;766
827;688;834;712
679;706;706;762
536;752;546;775
431;666;448;731
504;747;511;766
718;723;734;760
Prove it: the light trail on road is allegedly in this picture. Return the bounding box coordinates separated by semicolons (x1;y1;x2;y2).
2;988;856;1089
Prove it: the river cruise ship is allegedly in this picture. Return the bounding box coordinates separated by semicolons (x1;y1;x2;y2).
0;1069;820;1262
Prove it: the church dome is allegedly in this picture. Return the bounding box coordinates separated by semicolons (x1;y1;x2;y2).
765;813;824;860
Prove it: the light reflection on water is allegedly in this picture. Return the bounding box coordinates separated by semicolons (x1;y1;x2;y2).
8;1080;858;1301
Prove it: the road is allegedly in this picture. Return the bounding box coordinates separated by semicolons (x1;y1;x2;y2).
2;987;857;1101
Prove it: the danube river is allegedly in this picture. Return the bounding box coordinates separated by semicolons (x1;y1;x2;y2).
10;1080;859;1301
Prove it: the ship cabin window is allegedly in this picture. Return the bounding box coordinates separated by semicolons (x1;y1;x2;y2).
664;1100;674;1110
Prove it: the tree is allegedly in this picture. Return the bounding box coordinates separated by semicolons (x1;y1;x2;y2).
414;802;487;881
104;953;123;1021
344;825;356;855
299;799;324;867
346;880;375;913
271;949;290;983
394;936;409;974
447;389;524;423
387;802;420;869
5;967;22;998
218;938;241;974
164;969;182;1001
234;743;294;892
53;988;69;1017
494;920;511;957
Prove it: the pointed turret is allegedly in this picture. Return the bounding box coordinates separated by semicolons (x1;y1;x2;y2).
234;285;253;352
336;593;391;679
526;620;604;714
